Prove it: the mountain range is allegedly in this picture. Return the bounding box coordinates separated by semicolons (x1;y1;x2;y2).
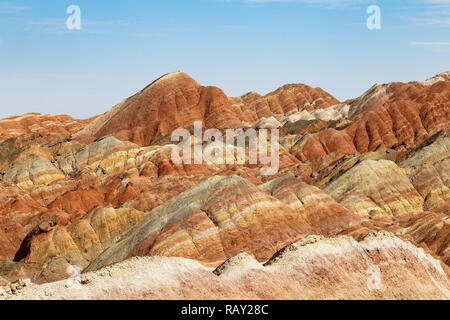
0;71;449;299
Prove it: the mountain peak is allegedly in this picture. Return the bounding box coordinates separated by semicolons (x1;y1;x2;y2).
422;71;450;86
73;72;339;146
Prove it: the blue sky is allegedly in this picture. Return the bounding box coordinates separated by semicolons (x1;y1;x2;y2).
0;0;449;119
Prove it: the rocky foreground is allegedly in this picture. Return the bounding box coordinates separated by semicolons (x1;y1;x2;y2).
0;71;449;299
2;233;449;300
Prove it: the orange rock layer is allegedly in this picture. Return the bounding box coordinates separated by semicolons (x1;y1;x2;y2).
0;71;448;299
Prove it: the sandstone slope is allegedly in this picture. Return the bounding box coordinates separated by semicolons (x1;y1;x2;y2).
0;71;449;300
74;71;339;146
2;233;448;300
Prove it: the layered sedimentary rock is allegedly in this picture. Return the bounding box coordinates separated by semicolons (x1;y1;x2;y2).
423;71;450;86
85;175;313;271
294;77;450;167
3;233;448;300
0;71;449;299
0;141;214;261
74;71;339;146
13;206;148;284
288;103;350;122
0;113;93;143
323;159;424;218
397;212;450;266
399;132;450;213
313;130;450;266
260;175;362;235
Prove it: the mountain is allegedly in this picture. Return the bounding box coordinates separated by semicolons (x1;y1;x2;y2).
0;71;449;300
3;233;449;300
73;71;340;146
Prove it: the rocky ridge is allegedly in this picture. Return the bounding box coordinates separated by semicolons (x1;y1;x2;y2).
0;71;449;299
2;232;448;300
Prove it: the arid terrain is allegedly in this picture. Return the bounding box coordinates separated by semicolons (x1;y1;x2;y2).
0;71;449;300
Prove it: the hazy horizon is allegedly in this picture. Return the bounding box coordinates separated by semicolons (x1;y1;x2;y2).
1;0;449;119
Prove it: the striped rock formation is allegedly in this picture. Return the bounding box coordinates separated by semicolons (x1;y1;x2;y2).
0;113;93;143
74;71;339;146
396;212;450;266
85;175;313;271
293;76;450;168
3;233;449;300
0;71;449;300
323;159;424;219
260;175;363;235
399;131;450;213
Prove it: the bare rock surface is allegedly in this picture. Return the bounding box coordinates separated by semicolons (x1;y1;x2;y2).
0;71;449;299
2;233;448;300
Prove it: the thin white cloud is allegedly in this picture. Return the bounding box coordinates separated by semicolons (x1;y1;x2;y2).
25;18;114;35
409;0;450;26
244;0;365;2
419;17;450;25
409;41;450;53
0;1;31;13
419;0;450;3
409;41;450;46
30;19;113;26
236;0;370;7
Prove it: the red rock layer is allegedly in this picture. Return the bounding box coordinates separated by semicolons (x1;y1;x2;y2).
399;212;450;266
3;233;449;300
85;175;313;271
260;176;363;236
74;71;339;146
296;79;450;164
0;113;94;143
0;71;449;294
